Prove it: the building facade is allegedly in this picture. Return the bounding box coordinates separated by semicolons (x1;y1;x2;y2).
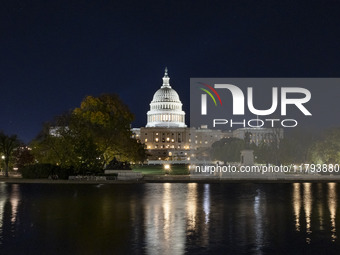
233;128;283;146
132;68;283;162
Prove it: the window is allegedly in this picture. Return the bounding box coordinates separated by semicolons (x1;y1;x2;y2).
144;138;148;142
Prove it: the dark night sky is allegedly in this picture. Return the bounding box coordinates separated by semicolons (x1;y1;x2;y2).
1;0;340;143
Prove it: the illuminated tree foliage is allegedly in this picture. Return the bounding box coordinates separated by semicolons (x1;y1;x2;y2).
309;127;340;164
32;94;146;172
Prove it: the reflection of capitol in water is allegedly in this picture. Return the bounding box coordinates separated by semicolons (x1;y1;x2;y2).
143;183;210;254
142;183;340;253
0;183;340;253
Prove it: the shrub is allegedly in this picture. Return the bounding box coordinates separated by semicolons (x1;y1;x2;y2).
20;164;75;179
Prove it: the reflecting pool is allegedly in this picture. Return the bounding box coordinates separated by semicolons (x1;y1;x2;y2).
1;182;340;254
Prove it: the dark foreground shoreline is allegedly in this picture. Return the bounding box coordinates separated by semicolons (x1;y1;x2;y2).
2;175;340;184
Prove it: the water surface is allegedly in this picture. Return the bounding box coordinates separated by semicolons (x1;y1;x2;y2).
0;182;340;254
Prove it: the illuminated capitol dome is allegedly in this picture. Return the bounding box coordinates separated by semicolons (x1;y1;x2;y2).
146;68;186;127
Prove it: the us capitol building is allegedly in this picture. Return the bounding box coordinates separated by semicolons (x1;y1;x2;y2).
132;68;282;162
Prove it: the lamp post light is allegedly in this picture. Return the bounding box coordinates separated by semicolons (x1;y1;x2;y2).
1;156;4;176
164;164;171;175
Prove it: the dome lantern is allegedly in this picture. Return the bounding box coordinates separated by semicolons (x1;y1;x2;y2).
162;67;171;88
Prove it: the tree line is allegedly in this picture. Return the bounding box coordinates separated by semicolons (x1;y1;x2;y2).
210;128;340;165
0;94;147;177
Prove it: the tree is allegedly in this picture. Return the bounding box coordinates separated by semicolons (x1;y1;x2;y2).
13;145;35;169
253;128;283;165
0;132;20;177
255;142;275;164
73;94;146;166
31;112;102;172
31;94;147;173
210;137;245;164
278;129;317;164
309;128;340;164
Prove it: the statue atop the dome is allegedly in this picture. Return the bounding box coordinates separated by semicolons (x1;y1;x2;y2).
162;67;171;87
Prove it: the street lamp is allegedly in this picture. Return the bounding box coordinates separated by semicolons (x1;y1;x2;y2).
164;164;171;175
1;156;4;176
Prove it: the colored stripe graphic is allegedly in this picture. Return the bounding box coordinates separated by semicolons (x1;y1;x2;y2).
198;82;223;106
200;88;217;106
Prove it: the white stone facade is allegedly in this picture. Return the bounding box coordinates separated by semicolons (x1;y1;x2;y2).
146;68;186;128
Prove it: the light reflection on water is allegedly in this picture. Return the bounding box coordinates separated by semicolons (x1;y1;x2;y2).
293;183;301;231
254;189;265;255
328;183;337;242
0;183;21;246
304;183;313;243
317;183;324;231
0;182;340;254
